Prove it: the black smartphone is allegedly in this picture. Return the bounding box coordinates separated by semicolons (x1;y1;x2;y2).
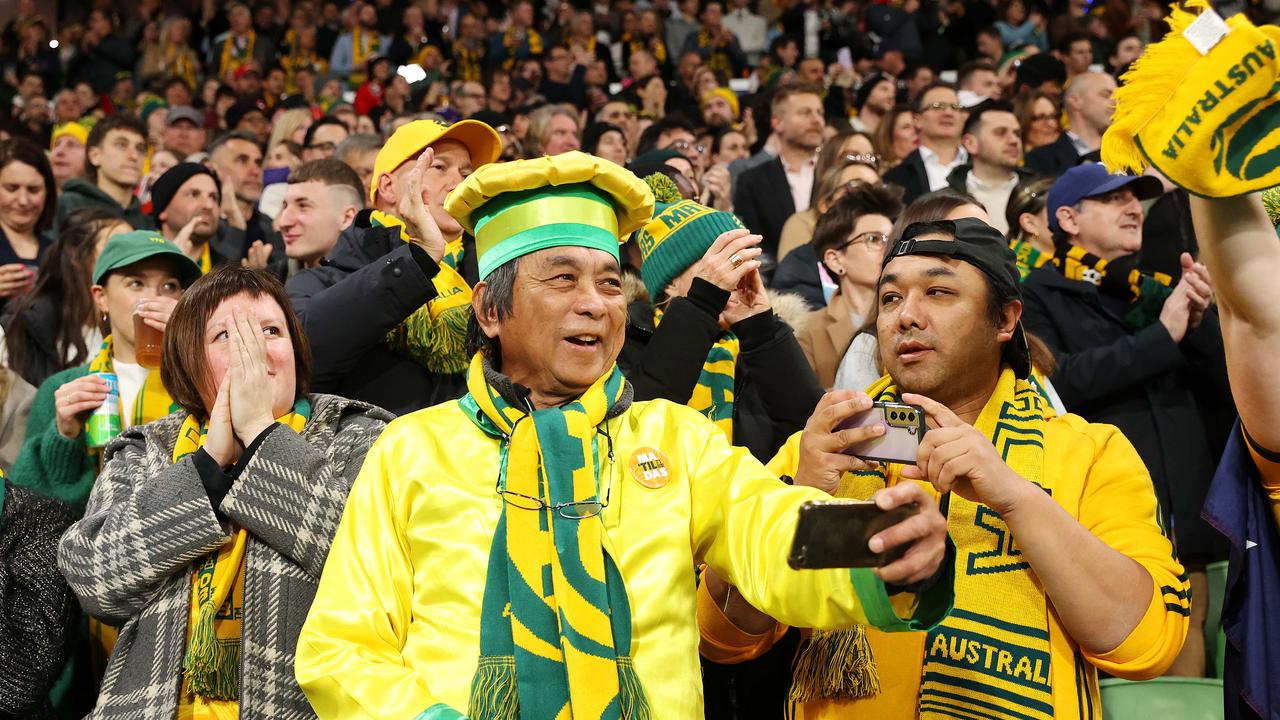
833;401;927;465
787;499;920;569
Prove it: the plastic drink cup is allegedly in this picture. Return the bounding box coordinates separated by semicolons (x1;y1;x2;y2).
134;301;163;369
85;372;122;448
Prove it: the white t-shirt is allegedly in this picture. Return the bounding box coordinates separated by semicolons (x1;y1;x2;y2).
113;358;150;429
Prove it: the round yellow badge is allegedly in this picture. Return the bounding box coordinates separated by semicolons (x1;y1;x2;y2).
628;447;672;489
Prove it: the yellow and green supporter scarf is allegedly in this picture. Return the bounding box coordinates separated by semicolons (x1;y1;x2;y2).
349;25;383;86
790;369;1055;720
457;354;651;720
86;335;180;452
696;29;735;78
1052;244;1173;330
453;42;485;83
372;210;473;374
174;400;310;717
501;26;543;69
218;30;256;79
653;307;739;442
1009;238;1052;281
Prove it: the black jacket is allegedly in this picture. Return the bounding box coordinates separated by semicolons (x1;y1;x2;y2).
770;243;825;310
1021;266;1234;559
617;278;823;462
1024;133;1101;178
733;156;795;260
286;220;474;415
882;148;930;205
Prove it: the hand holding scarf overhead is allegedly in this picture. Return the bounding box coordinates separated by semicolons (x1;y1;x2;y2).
1102;0;1280;196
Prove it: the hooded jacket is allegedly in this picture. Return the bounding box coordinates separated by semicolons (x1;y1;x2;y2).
52;179;154;236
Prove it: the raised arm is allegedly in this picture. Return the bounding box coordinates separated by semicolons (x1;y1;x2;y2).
1188;194;1280;449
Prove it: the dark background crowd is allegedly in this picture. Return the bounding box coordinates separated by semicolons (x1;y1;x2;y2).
1;0;1280;717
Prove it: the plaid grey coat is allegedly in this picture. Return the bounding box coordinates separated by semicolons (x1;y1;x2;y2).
58;393;393;720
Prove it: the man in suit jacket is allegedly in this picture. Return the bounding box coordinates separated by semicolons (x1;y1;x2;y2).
733;82;825;259
1025;71;1114;177
882;82;968;205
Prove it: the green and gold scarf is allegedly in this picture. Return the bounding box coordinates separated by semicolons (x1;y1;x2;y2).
791;369;1055;720
372;210;473;374
460;353;651;720
86;336;180;445
653;308;738;441
1009;238;1052;281
1052;244;1173;330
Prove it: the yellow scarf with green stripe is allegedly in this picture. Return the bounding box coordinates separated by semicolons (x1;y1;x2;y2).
86;335;179;436
1008;238;1052;281
460;354;651;720
791;369;1054;720
174;400;310;709
372;210;473;374
653;308;739;442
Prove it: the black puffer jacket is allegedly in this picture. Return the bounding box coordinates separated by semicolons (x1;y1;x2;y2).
286;217;477;415
617;277;824;462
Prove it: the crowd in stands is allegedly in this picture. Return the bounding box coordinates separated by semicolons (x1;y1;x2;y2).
2;0;1280;717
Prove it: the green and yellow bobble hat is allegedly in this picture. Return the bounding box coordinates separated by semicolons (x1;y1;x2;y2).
634;182;747;299
443;150;655;281
1102;0;1280;197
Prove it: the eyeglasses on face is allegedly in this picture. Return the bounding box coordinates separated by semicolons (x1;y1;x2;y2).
922;101;965;112
836;231;891;252
670;140;707;154
1030;113;1058;122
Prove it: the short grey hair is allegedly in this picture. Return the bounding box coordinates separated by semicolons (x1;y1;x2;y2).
465;257;521;357
334;133;382;165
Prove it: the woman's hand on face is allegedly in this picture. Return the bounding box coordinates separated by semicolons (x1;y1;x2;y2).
135;296;179;332
54;375;109;439
203;373;239;468
0;263;33;297
226;309;276;446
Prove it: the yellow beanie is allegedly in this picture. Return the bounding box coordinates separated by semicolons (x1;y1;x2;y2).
700;87;740;119
1102;0;1280;197
50;121;89;150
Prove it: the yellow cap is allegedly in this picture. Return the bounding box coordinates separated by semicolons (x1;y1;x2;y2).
50;121;89;150
701;87;740;119
369;118;502;204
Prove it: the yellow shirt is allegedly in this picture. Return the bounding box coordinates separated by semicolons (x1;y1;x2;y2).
295;398;952;719
700;411;1189;719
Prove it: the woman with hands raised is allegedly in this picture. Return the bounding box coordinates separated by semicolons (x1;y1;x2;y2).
58;265;392;720
620;191;824;463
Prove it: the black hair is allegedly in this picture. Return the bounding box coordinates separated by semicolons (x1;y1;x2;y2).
962;98;1016;136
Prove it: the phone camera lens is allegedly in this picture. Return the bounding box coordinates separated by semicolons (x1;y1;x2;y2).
890;411;900;421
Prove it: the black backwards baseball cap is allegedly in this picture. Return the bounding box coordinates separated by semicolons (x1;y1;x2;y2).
882;217;1031;378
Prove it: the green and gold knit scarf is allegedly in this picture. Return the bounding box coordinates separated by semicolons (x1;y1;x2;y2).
791;370;1055;720
1052;244;1173;330
460;353;651;720
1008;238;1052;281
653;308;739;442
372;210;473;374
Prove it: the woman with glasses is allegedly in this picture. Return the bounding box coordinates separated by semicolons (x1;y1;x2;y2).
777;131;879;262
58;266;391;719
796;183;904;389
1013;88;1061;152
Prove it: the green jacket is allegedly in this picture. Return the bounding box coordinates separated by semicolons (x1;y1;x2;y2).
10;365;97;514
52;179;155;236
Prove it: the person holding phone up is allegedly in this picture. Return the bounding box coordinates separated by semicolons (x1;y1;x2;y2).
700;217;1189;719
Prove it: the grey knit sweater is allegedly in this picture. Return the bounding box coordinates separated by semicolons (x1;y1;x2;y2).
58;393;392;720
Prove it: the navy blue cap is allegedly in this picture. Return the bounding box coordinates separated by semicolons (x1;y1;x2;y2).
1047;163;1163;230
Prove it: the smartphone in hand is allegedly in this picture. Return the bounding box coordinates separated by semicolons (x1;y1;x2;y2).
788;499;921;569
834;401;926;465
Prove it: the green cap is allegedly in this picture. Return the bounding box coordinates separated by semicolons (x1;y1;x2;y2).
92;230;203;287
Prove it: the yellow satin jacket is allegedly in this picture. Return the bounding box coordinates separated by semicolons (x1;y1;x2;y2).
295;397;952;719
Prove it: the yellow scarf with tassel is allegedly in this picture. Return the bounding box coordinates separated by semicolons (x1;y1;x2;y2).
1102;0;1280;196
174;402;310;720
789;369;1055;720
372;210;473;374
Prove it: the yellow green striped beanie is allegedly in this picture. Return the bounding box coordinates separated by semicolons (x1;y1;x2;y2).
636;199;745;298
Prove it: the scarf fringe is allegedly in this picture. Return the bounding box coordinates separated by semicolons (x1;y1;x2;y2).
617;655;654;719
787;626;880;703
1103;0;1239;173
181;602;240;700
467;655;520;720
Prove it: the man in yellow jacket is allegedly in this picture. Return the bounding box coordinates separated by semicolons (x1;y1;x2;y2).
700;217;1189;718
293;151;954;720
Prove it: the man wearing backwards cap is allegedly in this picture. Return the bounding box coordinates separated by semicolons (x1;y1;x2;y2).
296;151;951;719
1021;164;1233;672
706;217;1188;719
286;118;501;414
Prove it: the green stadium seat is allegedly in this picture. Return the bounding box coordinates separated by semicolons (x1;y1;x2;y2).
1099;677;1224;719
